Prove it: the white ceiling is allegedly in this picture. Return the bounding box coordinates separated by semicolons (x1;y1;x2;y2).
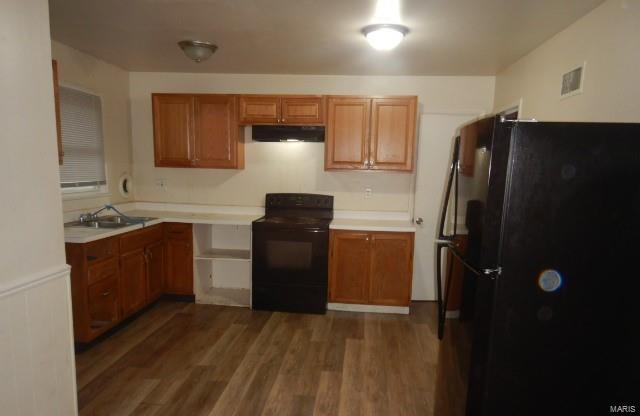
48;0;604;75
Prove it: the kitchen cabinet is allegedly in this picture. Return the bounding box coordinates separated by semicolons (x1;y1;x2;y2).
66;237;121;343
152;93;244;169
459;116;493;177
368;232;414;306
119;224;164;318
239;95;325;125
66;224;173;343
52;60;63;165
329;230;414;307
146;240;165;302
325;95;417;171
369;97;417;171
152;94;194;167
325;97;371;170
164;222;194;295
328;231;370;303
120;249;148;317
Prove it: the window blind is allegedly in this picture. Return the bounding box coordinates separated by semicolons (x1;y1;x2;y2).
59;86;106;188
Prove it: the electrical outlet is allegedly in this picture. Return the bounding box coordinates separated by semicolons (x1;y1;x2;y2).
155;178;167;191
365;188;372;199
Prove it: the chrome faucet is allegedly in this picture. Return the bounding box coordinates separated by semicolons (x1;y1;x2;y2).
78;205;110;223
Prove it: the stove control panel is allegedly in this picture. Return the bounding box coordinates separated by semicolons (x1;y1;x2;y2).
265;193;334;210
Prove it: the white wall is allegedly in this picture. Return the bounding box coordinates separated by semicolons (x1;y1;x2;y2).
0;0;77;414
129;72;495;212
52;41;133;214
494;0;640;122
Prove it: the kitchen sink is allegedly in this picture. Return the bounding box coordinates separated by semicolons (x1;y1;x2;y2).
65;215;157;229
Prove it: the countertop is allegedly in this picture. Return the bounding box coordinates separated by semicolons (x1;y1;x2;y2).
64;210;260;244
329;218;416;233
64;209;415;244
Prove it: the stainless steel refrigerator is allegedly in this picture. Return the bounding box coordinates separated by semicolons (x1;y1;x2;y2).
434;116;640;415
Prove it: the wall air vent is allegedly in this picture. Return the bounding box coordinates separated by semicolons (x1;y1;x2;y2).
561;63;585;98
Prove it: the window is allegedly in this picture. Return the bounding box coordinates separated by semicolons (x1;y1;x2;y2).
59;86;106;193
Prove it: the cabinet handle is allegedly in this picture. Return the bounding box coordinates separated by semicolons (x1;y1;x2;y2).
101;290;111;297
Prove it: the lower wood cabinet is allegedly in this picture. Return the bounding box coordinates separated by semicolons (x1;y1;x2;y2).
66;222;193;343
329;230;414;307
164;223;194;295
147;240;165;301
120;248;148;318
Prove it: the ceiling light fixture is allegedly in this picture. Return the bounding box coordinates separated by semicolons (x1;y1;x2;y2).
178;40;218;63
362;23;409;51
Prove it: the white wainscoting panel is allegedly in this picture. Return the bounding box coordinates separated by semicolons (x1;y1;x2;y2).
0;266;77;415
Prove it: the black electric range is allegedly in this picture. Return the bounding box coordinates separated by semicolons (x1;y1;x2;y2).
252;193;333;314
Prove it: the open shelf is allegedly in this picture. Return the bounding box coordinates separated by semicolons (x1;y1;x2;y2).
195;248;251;261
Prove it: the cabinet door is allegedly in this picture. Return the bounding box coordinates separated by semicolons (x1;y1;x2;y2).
368;232;414;306
239;95;280;124
120;249;148;317
281;96;325;125
458;122;477;176
329;231;370;303
165;224;194;295
52;60;63;165
194;95;243;169
369;97;417;171
325;97;371;170
152;94;195;167
459;117;493;177
87;275;119;333
146;240;165;302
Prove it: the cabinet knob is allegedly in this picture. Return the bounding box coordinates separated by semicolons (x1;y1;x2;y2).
101;290;111;297
415;217;424;225
281;118;286;123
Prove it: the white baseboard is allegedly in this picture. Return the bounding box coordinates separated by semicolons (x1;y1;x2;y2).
328;302;410;315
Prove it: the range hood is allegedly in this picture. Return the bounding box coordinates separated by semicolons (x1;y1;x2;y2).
252;125;324;142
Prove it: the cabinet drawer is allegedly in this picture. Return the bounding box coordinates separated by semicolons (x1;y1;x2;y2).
120;224;163;253
164;222;192;241
87;276;119;331
87;257;118;286
84;238;117;264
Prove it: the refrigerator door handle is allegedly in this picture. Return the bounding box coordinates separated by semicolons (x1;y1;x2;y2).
482;267;502;279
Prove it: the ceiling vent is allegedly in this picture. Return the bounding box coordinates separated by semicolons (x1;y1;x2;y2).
561;63;585;98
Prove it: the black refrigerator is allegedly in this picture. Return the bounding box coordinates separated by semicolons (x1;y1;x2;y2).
433;116;640;415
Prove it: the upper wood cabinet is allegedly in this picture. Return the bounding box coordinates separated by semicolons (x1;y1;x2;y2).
194;95;244;169
325;97;371;170
325;95;417;172
459;117;494;177
239;95;325;125
52;60;63;165
369;97;417;171
329;230;414;307
153;94;194;167
152;93;244;169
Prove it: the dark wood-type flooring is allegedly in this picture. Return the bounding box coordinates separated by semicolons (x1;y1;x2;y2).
76;301;439;416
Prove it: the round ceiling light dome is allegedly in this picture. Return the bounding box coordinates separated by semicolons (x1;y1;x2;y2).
178;40;218;63
362;23;409;51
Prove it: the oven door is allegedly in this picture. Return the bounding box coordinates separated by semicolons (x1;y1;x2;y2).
252;226;329;287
